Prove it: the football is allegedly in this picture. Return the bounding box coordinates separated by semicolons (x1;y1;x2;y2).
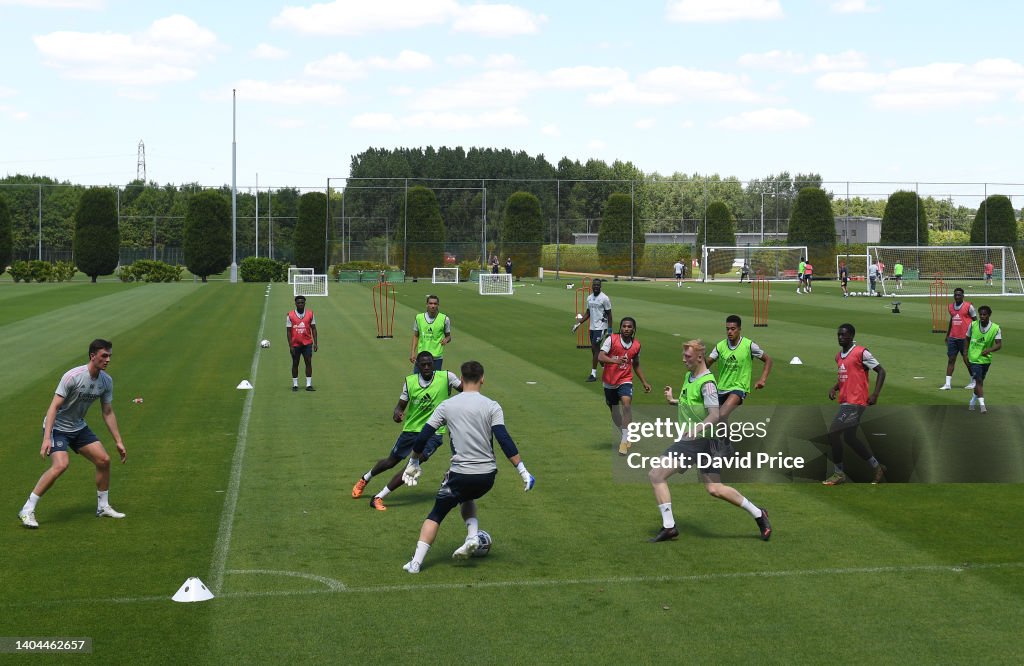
473;530;492;557
575;313;584;321
260;339;271;348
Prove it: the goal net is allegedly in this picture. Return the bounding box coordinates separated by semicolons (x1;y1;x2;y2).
288;267;314;285
432;267;459;284
293;274;329;297
701;246;808;282
868;246;1024;297
836;253;870;295
479;273;513;295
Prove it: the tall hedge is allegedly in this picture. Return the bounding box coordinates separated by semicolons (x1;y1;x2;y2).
294;191;328;271
394;186;445;278
881;190;928;245
184;190;231;282
0;196;11;275
787;187;836;274
970;195;1016;246
73;187;120;282
500;191;543;278
696;200;737;277
597;193;637;275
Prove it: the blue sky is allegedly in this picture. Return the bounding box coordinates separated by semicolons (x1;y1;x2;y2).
1;0;1022;194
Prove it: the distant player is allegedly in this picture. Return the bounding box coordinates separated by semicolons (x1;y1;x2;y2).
739;261;750;283
967;305;1001;413
893;260;904;290
287;295;318;391
838;260;850;297
597;317;652;456
18;339;127;529
939;287;976;390
984;261;994;286
400;361;535;573
648;340;771;542
707;315;773;424
823;324;887;485
802;260;813;293
572;279;612;382
409;295;451;373
797;257;806;293
351;352;462;510
868;262;879;295
673;259;684;287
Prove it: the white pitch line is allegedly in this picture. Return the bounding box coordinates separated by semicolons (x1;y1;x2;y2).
208;286;273;594
2;562;1020;609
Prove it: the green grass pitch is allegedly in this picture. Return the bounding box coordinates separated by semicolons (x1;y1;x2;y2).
2;277;1023;663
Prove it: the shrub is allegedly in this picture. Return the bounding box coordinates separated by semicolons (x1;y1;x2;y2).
294;192;328;271
184;190;231;281
458;258;482;281
240;257;289;282
119;259;184;282
881;191;929;245
73;187;120;282
52;261;77;282
597;193;637;274
501;192;544;279
787;187;837;275
971;195;1017;246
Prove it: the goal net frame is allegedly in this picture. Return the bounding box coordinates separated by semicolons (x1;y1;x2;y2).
479;273;513;295
293;274;329;297
868;245;1024;297
700;245;808;282
432;267;459;284
288;267;314;285
836;253;871;295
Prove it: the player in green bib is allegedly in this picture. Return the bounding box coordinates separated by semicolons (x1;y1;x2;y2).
647;339;771;543
966;305;1002;414
351;352;462;510
893;260;904;290
707;314;773;422
409;295;451;372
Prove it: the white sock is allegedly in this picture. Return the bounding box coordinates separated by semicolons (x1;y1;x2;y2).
362;470;373;482
739;497;762;518
465;517;479;538
658;502;674;529
292;378;298;387
306;377;312;387
412;540;430;566
970;395;977;406
945;376;952;386
376;486;391;499
590;369;596;377
979;397;986;406
97;490;109;509
23;492;40;513
620;428;628;440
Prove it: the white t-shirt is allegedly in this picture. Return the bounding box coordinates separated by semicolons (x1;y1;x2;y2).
586;292;612;331
673;262;684;275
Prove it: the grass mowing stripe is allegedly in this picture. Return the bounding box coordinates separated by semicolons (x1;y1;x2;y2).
208;284;272;594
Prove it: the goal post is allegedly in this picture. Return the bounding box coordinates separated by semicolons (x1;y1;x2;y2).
288;267;314;285
701;245;808;282
868;246;1024;297
432;267;459;284
293;274;329;297
479;273;513;295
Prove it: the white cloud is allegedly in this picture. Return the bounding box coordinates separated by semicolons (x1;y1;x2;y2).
0;104;30;121
0;86;16;98
874;90;997;109
740;49;867;73
451;4;546;36
483;54;521;69
33;14;220;85
116;89;158;101
228;79;348;105
831;0;879;14
546;66;629;88
272;0;458;35
446;54;476;67
251;43;288;60
1;0;103;8
351;113;401;131
541;124;560;137
304;53;366;80
351;108;528;131
366;50;432;71
389;86;415;96
587;83;678;106
816;71;886;91
587;65;763;107
666;0;782;23
414;69;537;110
712;107;812;130
975;115;1011;127
634;118;656;129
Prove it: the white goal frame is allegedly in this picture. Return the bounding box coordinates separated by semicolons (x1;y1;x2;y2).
479;273;513;295
701;245;808;282
868;245;1024;297
293;274;329;297
432;267;459;284
288;267;314;285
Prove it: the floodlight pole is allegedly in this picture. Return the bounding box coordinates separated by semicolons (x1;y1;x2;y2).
230;89;238;283
255;173;259;258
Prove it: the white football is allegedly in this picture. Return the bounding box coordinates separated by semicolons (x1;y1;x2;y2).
260;339;271;348
575;313;584;321
473;530;492;557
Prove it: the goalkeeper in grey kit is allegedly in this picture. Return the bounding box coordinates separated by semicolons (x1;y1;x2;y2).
401;360;535;574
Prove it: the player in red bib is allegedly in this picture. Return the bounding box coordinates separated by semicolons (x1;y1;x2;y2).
939;287;977;390
823;323;888;486
286;295;318;391
597;317;652;456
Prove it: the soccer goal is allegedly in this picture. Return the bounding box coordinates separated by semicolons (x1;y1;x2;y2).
288;267;314;285
432;267;459;284
868;246;1024;297
701;245;808;282
479;273;513;295
293;274;329;297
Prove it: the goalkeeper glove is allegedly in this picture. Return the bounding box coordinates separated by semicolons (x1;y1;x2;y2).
516;462;535;491
571;322;581;333
402;459;422;486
